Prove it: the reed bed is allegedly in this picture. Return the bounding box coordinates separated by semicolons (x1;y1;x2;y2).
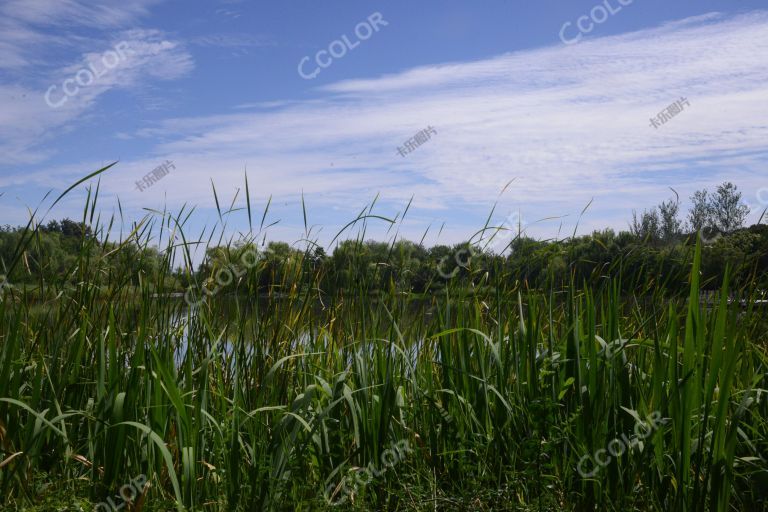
0;176;766;511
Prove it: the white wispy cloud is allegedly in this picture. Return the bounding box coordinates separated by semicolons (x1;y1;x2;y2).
0;0;162;72
4;10;768;245
0;0;160;29
0;18;194;165
190;33;274;49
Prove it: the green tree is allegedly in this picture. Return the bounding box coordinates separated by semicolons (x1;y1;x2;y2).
710;182;750;233
688;189;712;232
631;209;661;242
658;198;682;242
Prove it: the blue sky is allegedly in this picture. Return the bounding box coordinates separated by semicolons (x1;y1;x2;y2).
1;0;767;255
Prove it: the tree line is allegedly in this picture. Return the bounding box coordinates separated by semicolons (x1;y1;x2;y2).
1;182;765;298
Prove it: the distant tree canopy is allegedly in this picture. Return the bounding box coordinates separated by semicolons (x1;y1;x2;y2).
633;182;752;244
1;183;765;297
686;182;751;234
40;218;94;239
709;182;751;233
180;180;766;295
0;218;167;289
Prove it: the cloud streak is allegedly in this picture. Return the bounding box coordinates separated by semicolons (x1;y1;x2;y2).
0;29;192;165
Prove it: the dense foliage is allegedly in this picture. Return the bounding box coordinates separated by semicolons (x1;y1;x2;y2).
2;219;767;298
